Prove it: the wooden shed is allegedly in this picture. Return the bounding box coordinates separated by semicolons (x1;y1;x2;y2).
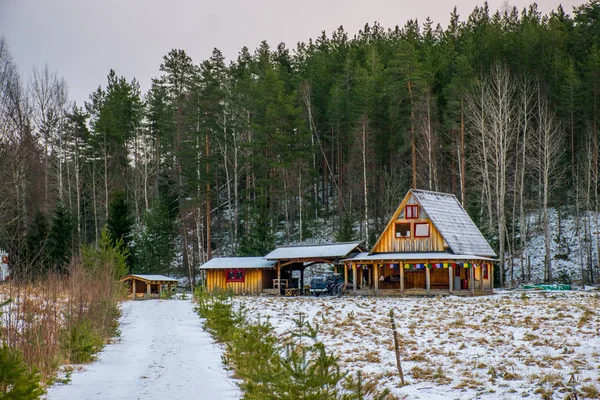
121;274;179;299
200;257;277;295
343;189;497;296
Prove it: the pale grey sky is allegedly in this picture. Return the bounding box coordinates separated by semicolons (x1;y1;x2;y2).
0;0;582;105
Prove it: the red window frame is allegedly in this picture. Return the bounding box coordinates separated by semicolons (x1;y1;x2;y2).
405;205;419;219
226;269;245;282
483;265;489;279
414;222;430;238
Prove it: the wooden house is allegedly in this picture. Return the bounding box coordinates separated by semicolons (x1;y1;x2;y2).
122;274;179;299
342;189;496;295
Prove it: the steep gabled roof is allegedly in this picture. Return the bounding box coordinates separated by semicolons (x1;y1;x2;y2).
264;242;364;260
410;190;496;257
200;257;276;270
370;189;496;257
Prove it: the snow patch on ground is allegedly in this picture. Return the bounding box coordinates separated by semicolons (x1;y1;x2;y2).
240;293;600;399
46;299;240;400
512;209;600;283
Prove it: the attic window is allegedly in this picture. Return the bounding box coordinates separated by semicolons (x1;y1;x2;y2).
395;223;411;238
414;223;430;237
406;205;419;219
226;269;245;283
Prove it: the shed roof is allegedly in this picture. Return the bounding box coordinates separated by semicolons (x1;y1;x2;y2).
409;190;496;257
122;274;179;283
199;257;276;270
344;252;497;262
264;242;364;260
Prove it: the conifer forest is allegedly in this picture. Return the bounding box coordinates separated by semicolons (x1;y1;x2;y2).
2;1;600;286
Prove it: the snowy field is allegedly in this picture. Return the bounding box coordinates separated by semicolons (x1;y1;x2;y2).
46;299;240;400
240;292;600;399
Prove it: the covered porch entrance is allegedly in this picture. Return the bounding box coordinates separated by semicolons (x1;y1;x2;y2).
342;257;494;296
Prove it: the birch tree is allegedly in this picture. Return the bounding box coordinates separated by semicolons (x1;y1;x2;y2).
536;92;564;282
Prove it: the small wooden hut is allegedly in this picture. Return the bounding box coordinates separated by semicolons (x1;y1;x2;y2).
200;257;277;295
343;189;497;296
121;274;179;299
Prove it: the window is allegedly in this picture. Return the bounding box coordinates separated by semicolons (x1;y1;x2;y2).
395;223;411;238
226;269;245;282
405;205;419;219
414;223;430;237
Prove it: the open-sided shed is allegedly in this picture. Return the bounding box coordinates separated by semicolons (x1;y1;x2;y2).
121;274;178;299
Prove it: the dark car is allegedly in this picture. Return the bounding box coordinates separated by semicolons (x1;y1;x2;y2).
310;274;345;296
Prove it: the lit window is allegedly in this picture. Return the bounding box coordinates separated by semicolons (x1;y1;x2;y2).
395;223;411;238
414;223;429;237
405;205;419;219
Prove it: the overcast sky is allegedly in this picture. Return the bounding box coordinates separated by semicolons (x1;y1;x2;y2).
0;0;582;105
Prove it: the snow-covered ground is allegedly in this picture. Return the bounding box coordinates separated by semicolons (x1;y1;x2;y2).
46;299;240;400
240;292;600;399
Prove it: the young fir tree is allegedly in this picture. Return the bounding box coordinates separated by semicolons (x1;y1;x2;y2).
238;200;275;257
106;191;134;271
47;203;74;273
134;200;176;274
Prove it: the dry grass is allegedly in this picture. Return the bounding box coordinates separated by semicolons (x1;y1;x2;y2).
238;292;600;399
0;259;125;384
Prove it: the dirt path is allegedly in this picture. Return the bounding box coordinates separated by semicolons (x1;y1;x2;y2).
47;299;240;400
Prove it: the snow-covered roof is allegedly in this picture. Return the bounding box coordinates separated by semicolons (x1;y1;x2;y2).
264;242;363;260
410;189;496;257
123;274;179;282
344;252;497;262
199;257;276;270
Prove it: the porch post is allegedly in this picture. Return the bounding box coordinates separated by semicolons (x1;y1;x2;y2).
132;279;136;299
358;266;363;289
374;263;379;293
400;263;404;293
344;262;348;284
300;267;304;292
491;263;494;291
448;264;453;293
470;264;475;295
352;263;357;293
147;281;151;295
367;265;372;288
277;262;282;295
425;266;431;294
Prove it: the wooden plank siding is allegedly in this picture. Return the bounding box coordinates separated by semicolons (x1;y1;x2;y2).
371;195;445;254
205;269;271;295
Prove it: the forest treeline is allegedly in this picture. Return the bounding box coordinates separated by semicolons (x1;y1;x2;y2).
1;1;600;286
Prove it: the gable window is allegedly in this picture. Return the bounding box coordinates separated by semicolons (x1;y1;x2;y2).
226;269;245;282
395;223;411;238
405;205;419;219
414;223;430;237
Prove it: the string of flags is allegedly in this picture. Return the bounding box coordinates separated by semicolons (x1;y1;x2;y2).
347;262;485;269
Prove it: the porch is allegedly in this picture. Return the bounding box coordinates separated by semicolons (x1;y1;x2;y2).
342;257;494;296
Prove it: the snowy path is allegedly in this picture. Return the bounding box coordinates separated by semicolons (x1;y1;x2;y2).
47;299;240;400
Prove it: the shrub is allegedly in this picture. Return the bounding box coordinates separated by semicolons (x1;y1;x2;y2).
61;318;105;364
0;345;45;399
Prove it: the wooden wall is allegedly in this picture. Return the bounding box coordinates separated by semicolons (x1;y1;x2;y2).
205;269;268;295
372;218;445;253
371;195;446;254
